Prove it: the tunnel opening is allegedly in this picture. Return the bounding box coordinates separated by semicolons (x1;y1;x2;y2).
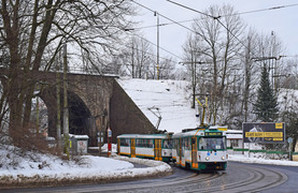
68;92;91;136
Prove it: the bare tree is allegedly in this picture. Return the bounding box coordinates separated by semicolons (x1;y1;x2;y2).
190;4;245;124
0;0;134;145
159;57;176;80
241;29;258;122
182;33;207;108
119;36;154;79
278;58;298;89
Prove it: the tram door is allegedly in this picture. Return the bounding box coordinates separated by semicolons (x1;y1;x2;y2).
178;138;182;165
130;139;136;158
117;138;120;155
191;137;198;169
154;139;162;161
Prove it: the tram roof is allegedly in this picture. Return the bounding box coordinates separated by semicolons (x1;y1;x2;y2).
117;133;170;139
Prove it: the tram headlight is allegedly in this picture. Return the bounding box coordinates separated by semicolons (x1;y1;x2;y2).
221;156;225;160
205;156;210;161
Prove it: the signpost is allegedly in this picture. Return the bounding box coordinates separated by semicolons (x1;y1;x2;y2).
107;127;112;157
288;137;293;161
242;122;285;144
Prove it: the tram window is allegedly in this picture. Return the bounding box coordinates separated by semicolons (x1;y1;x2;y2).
201;138;226;150
148;139;153;148
120;139;130;147
185;138;191;150
135;139;153;148
163;139;171;149
199;138;206;150
135;139;141;147
191;137;196;145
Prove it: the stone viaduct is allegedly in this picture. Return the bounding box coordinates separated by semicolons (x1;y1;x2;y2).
1;69;156;146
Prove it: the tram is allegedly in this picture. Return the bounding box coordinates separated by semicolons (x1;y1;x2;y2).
172;126;227;171
117;133;172;162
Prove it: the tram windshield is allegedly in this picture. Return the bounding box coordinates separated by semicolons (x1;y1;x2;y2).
199;137;226;150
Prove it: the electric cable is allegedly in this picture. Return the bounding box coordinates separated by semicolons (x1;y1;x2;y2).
130;0;200;36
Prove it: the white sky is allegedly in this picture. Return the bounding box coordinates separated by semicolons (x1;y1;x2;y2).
132;0;298;61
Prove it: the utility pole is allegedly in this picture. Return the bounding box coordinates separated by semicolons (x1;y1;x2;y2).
56;61;61;149
179;60;210;108
36;84;40;135
154;11;160;80
63;44;70;159
252;55;286;91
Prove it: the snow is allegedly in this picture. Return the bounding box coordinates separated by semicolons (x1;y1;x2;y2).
1;79;298;188
0;145;171;187
229;154;298;167
1;144;297;186
118;78;200;133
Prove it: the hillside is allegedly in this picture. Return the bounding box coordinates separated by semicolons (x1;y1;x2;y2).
118;78;200;133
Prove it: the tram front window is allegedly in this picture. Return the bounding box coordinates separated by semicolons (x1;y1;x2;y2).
199;137;226;150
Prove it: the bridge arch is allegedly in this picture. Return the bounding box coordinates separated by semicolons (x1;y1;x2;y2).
39;87;94;143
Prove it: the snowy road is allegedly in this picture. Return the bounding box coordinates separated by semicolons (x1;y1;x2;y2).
4;161;296;193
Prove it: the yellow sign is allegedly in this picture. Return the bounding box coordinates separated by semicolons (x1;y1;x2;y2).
245;132;283;138
275;123;283;129
218;127;228;131
273;138;283;141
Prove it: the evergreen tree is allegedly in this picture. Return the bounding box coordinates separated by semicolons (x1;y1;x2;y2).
253;65;279;121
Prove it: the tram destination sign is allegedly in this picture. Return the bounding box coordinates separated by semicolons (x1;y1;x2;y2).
205;132;222;137
242;122;285;144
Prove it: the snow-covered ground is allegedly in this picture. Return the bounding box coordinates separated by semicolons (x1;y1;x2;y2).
229;154;298;167
1;143;297;189
0;145;172;188
118;78;200;133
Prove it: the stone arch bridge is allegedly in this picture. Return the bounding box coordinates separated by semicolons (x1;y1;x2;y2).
0;69;156;146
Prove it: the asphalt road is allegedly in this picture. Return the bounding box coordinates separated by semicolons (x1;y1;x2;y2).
2;161;298;193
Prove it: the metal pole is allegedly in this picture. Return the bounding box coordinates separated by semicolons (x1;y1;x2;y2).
155;11;160;80
63;44;70;159
36;84;40;135
56;63;61;149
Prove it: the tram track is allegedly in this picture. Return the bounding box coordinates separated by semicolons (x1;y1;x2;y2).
110;163;287;193
10;162;288;193
177;163;287;193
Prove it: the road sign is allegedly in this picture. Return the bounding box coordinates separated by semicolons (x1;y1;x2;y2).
242;122;285;144
287;137;293;144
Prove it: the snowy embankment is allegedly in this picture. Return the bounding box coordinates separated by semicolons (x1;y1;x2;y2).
0;146;172;189
229;154;298;167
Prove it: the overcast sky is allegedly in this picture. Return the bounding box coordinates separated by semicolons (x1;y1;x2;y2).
131;0;298;62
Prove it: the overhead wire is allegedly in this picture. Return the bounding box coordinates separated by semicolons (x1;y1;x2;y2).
126;30;184;60
112;30;179;63
133;0;298;59
130;0;199;35
133;2;298;30
226;3;298;17
166;0;254;55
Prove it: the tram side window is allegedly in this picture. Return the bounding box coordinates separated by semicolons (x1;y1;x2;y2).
120;138;130;147
148;139;153;148
135;139;151;148
199;137;206;150
162;139;172;149
175;139;180;156
135;139;141;147
183;138;191;150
